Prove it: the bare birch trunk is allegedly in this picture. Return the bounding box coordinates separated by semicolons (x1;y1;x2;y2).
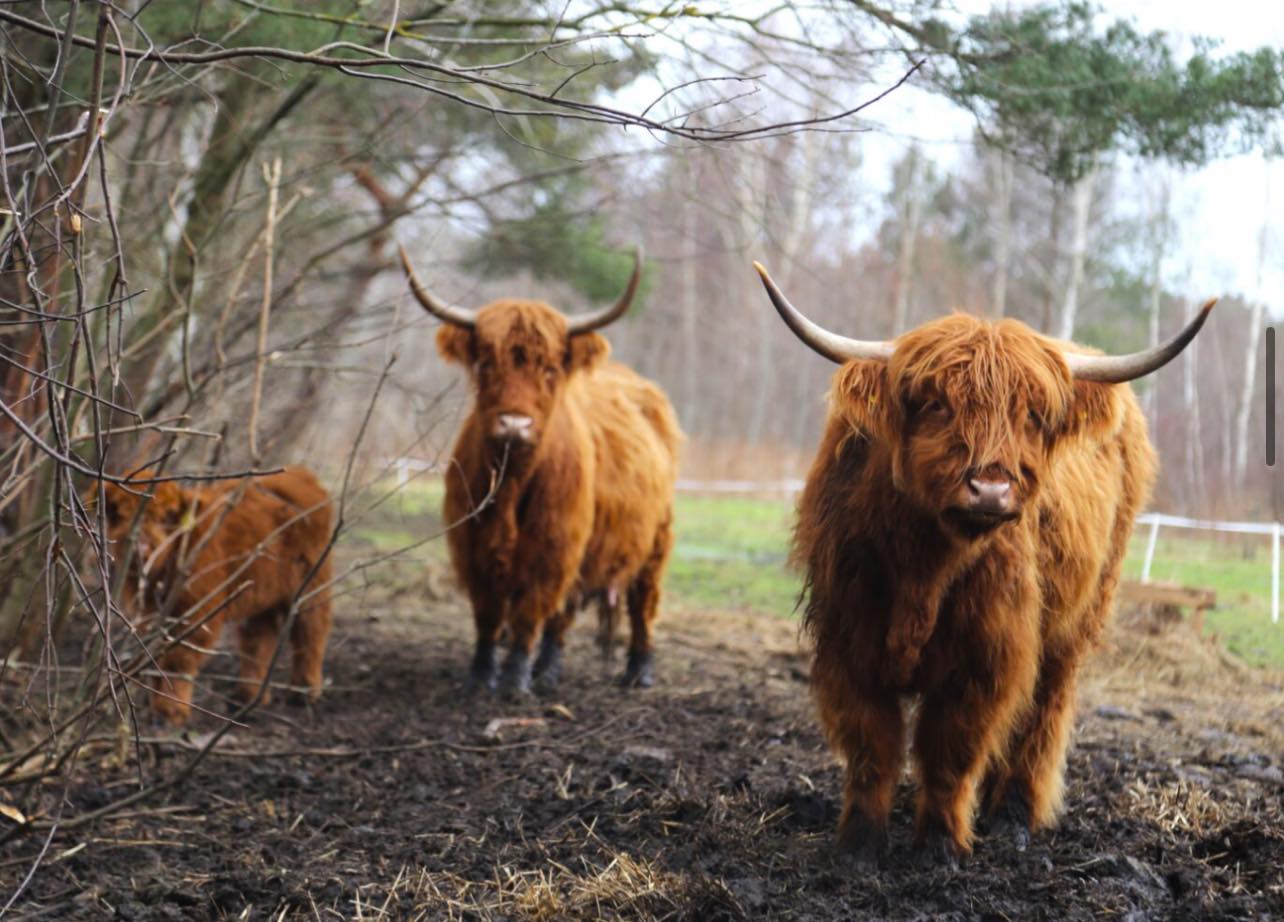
1057;162;1096;341
1041;185;1064;332
892;146;923;335
1233;169;1272;487
1183;322;1205;512
778;127;821;473
742;152;771;448
680;154;700;435
991;150;1014;318
1142;176;1170;426
1233;303;1266;489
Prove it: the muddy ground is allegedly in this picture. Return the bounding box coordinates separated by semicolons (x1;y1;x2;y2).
3;559;1283;921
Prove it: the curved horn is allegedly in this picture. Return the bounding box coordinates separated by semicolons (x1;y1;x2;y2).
753;261;893;364
1065;298;1218;383
565;246;643;335
398;244;478;329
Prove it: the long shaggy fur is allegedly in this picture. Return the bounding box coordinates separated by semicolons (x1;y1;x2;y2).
101;466;334;725
436;298;681;687
794;312;1156;857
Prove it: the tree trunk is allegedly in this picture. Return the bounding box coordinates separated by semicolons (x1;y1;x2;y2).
1040;185;1064;332
1142;176;1171;426
991;149;1014;318
892;146;923;335
778;127;821;470
742;151;771;448
1234;304;1267;489
679;153;701;436
1183;320;1204;512
1057;162;1096;341
1234;169;1272;488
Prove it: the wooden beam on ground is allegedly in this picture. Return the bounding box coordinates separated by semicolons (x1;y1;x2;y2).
1118;580;1216;633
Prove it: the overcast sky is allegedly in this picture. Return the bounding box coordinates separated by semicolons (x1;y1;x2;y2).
854;0;1284;310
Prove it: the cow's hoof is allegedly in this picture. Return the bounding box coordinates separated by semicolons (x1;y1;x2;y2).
465;667;498;695
285;685;322;709
619;650;655;688
499;650;533;699
531;636;563;689
912;830;964;871
465;643;499;695
142;710;186;735
987;788;1032;852
836;814;887;871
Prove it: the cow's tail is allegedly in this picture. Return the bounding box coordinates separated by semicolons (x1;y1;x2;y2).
595;585;622;662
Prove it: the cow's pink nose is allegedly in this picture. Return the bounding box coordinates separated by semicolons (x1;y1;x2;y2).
966;478;1013;516
494;414;534;442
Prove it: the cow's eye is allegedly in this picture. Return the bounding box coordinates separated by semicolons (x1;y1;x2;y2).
920;400;947;418
1027;409;1043;430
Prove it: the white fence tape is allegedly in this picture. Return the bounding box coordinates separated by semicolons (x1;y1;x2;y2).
377;461;1280;625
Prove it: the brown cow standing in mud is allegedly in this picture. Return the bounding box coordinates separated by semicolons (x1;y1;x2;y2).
99;467;334;726
754;262;1214;865
400;247;681;696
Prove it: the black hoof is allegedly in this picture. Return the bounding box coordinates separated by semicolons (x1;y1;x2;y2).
619;650;655;688
531;634;563;690
913;829;964;871
499;649;533;699
836;813;887;871
285;685;322;709
143;712;184;735
533;662;561;694
987;787;1032;852
465;642;499;695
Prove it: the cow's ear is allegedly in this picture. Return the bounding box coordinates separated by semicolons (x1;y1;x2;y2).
435;325;475;365
566;332;610;373
833;359;892;439
1063;379;1123;440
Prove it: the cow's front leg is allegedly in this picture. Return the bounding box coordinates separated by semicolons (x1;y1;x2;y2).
151;617;222;727
500;583;564;698
812;655;905;868
465;589;503;694
532;602;576;691
912;622;1038;862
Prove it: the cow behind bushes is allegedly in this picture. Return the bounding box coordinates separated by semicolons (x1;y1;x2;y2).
98;466;334;726
755;261;1214;864
400;247;681;696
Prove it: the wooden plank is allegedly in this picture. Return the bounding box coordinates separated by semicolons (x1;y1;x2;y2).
1117;580;1216;611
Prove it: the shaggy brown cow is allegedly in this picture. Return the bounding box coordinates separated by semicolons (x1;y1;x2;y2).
400;247;681;695
99;466;334;726
754;262;1214;864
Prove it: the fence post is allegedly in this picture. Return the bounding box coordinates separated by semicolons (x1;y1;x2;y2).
1141;516;1161;584
1273;522;1280;625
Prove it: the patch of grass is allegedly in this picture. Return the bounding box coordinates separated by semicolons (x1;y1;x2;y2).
667;494;802;615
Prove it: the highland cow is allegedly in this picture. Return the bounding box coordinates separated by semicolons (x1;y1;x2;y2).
754;261;1214;864
99;466;334;725
400;247;681;696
